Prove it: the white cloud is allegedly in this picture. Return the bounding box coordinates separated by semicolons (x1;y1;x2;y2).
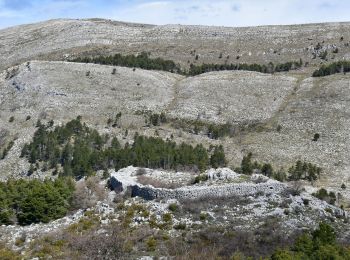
111;0;350;27
0;9;22;18
137;1;170;9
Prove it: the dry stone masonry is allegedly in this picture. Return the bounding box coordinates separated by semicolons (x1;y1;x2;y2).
110;166;286;201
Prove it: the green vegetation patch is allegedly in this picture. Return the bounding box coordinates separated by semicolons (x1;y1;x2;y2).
188;60;303;76
0;178;74;226
312;60;350;77
21;117;226;178
238;152;321;182
271;223;350;259
71;52;180;73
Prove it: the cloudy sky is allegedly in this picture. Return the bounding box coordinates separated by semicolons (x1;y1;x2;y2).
0;0;349;29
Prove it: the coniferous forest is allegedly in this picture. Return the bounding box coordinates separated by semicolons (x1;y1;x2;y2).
20;117;226;179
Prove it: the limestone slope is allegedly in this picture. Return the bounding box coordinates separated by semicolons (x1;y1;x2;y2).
1;19;350;71
0;61;182;177
0;60;349;200
170;71;297;124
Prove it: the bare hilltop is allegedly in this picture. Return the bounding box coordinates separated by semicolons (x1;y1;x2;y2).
1;18;350;70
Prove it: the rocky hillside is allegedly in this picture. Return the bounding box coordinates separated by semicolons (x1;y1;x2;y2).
0;19;350;259
0;19;349;197
1;19;350;71
0;58;349;201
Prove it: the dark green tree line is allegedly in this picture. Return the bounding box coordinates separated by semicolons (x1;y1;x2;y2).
188;60;302;76
71;52;180;73
21;118;226;178
312;61;350;77
71;52;302;76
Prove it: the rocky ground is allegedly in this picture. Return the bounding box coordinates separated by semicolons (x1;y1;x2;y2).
1;167;348;257
0;60;349;203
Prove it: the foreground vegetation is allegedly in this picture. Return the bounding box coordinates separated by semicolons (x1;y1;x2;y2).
71;52;303;76
0;178;74;225
271;222;350;259
1;203;348;260
21;117;226;178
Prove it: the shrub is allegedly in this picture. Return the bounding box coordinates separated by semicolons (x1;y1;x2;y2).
174;223;186;230
148;112;167;126
192;174;208;184
241;152;253;175
146;237;157;251
0;178;74;225
312;188;336;205
303;198;310;206
71;176;106;210
210;145;226;168
320;50;328;60
341;183;346;190
261;163;274;177
168;203;178;212
313;133;320;141
0;245;21;259
8;116;14;123
26;115;31;121
1;141;14;159
162;213;172;223
199;212;208;221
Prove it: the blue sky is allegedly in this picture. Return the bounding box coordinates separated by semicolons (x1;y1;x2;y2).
0;0;349;29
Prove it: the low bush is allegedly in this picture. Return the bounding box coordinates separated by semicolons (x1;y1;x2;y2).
312;188;336;205
0;178;74;225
